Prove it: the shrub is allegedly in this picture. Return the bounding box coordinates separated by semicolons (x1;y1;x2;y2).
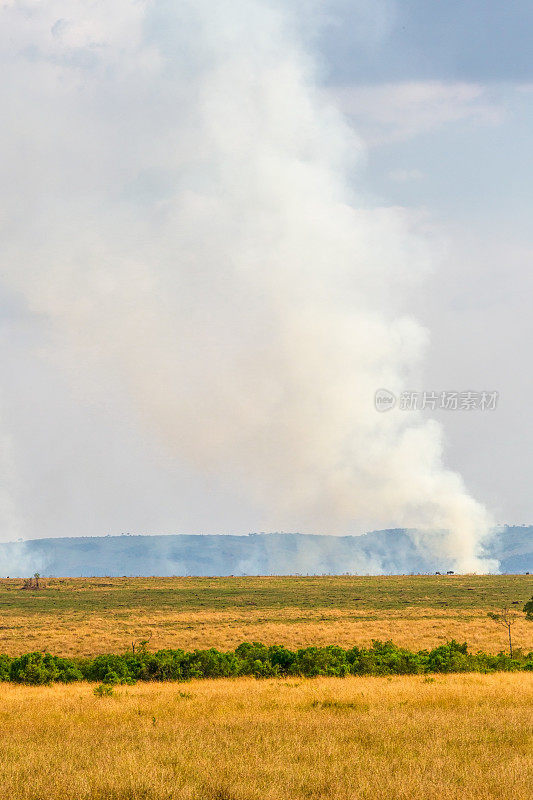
425;640;470;673
10;653;60;685
1;640;533;685
93;683;114;697
0;654;11;682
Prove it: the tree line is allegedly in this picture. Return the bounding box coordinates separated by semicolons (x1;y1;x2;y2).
1;639;533;686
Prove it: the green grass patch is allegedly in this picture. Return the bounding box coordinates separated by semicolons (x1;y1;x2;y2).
0;574;531;616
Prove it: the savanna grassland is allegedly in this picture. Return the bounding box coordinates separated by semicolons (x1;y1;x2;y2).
0;673;532;800
0;574;532;656
1;574;532;800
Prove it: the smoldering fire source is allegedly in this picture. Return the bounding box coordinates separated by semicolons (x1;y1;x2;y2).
0;1;497;574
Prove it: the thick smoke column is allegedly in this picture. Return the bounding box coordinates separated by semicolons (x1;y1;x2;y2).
0;0;497;571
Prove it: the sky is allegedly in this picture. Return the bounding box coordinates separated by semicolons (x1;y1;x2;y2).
0;0;532;542
320;0;533;527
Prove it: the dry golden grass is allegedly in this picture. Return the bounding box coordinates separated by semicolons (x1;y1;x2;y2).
2;577;532;798
1;606;532;657
0;673;532;800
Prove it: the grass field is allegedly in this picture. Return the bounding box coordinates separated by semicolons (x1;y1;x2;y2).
1;574;532;656
1;673;532;800
1;575;532;799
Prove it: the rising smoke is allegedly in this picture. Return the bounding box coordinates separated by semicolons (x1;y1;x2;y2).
0;0;497;572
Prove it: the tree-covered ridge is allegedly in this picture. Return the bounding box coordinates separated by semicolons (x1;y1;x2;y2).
2;525;532;578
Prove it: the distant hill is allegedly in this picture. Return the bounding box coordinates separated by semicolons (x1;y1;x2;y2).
488;526;533;574
0;526;531;577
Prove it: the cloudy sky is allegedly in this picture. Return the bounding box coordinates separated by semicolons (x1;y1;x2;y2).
0;0;531;541
322;0;533;526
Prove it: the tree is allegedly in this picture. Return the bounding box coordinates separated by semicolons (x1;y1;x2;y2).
487;608;518;657
524;597;533;621
132;631;152;654
21;573;44;591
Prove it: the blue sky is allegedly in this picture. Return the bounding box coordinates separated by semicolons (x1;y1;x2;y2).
320;0;533;84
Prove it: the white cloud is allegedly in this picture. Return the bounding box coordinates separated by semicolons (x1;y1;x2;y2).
330;81;505;145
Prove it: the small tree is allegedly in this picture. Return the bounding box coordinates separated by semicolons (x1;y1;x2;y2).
487;608;517;657
21;573;44;591
132;631;152;654
524;596;533;621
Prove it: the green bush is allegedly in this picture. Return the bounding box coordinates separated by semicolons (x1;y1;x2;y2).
0;654;11;682
9;652;83;685
93;683;114;697
1;641;532;685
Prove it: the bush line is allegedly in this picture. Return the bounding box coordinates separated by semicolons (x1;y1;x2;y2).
1;640;533;685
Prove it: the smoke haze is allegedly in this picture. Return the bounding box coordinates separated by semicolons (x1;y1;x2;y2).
0;1;497;572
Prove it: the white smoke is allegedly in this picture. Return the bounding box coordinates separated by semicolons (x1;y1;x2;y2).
0;411;23;542
0;0;497;572
0;400;37;575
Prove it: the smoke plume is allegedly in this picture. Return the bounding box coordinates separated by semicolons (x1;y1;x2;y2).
0;0;497;572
